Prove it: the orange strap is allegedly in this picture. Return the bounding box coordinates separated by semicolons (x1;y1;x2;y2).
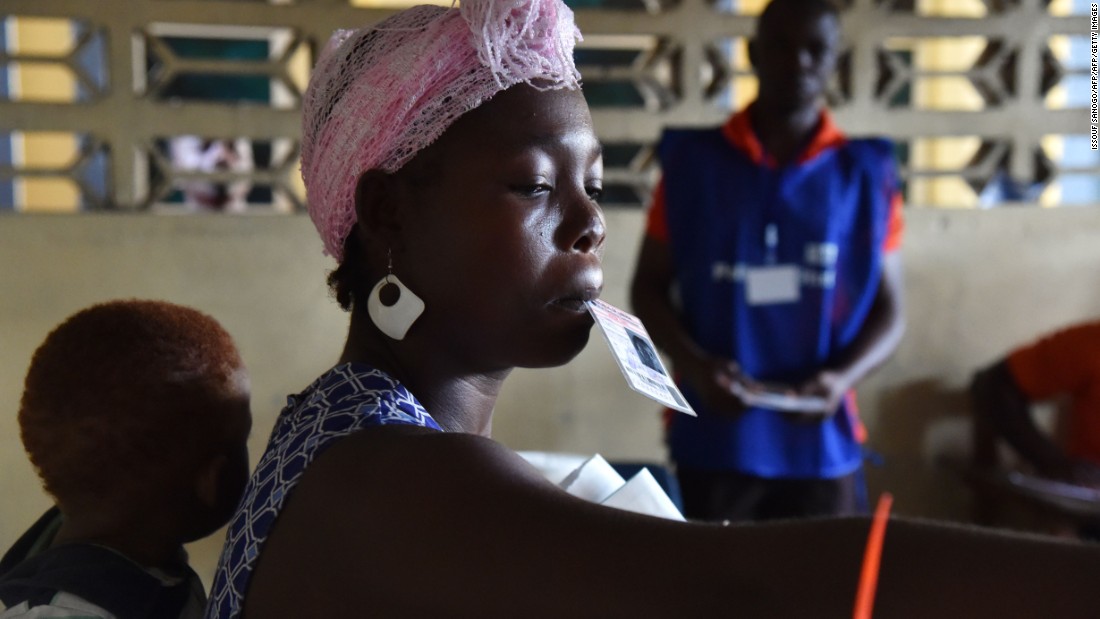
853;493;893;619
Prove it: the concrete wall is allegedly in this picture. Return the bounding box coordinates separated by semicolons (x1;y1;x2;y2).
2;207;1099;586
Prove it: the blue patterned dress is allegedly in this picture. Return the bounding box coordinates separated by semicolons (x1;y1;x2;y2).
204;363;442;619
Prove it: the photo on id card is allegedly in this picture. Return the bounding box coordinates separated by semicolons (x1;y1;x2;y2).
585;300;695;416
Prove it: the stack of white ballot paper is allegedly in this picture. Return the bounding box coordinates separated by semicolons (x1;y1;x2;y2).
520;452;684;521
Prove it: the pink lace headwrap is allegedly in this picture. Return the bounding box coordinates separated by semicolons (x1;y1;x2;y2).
301;0;583;260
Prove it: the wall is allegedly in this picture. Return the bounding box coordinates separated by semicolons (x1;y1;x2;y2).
2;207;1099;586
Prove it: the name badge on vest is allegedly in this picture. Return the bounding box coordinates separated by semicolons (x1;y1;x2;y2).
745;265;801;305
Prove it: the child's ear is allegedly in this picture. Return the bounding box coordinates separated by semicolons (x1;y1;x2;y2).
195;453;228;509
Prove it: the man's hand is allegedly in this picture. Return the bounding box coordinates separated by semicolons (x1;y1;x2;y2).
1068;460;1100;489
678;355;755;420
1040;458;1100;489
794;369;850;418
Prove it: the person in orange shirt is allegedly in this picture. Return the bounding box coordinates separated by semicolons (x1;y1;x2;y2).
970;320;1100;488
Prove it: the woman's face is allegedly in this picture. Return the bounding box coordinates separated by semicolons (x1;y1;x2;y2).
393;85;605;372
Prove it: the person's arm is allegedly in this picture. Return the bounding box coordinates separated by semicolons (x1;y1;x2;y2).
799;251;907;413
244;426;1100;618
969;360;1100;485
630;234;749;416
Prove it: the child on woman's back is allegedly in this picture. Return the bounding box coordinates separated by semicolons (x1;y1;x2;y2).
0;299;252;619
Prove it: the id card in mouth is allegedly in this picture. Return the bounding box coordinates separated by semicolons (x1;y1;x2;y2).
585;299;696;416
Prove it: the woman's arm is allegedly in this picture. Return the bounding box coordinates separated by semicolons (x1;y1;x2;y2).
970;360;1100;486
244;425;1100;618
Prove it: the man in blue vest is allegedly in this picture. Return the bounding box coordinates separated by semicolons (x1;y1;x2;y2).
630;0;906;522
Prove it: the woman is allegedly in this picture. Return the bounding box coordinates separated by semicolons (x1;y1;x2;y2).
206;1;1100;617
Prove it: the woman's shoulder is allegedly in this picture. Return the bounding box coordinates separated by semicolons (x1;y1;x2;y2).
258;423;552;548
276;363;442;436
288;363;410;410
241;427;556;615
308;424;545;492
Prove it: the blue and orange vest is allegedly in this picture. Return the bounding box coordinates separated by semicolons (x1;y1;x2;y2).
657;114;899;478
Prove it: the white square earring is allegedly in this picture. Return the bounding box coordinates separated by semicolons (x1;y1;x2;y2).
367;251;425;340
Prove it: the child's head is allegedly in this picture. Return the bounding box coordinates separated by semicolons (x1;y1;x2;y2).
300;0;586;308
19;299;252;542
